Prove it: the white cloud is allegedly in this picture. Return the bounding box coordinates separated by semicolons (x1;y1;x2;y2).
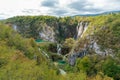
0;0;46;18
87;0;120;11
0;0;120;19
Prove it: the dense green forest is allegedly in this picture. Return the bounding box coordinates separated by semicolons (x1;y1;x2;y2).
0;13;120;80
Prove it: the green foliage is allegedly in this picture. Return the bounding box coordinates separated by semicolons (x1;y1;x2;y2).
63;64;75;72
91;14;120;53
64;38;75;49
76;56;92;74
87;72;113;80
0;58;7;68
0;60;59;80
102;58;120;80
0;23;39;59
0;23;60;80
1;13;120;80
66;72;87;80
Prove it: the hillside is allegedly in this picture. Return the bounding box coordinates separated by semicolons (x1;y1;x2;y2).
0;13;120;80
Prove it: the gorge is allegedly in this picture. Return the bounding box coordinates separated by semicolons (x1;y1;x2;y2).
0;13;120;80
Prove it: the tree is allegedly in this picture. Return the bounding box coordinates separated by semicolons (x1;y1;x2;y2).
63;38;75;49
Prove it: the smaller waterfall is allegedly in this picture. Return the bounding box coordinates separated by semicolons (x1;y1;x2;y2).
68;54;76;66
59;69;66;75
13;25;17;31
57;44;62;55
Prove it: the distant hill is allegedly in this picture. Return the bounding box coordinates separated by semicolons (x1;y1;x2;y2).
73;10;120;17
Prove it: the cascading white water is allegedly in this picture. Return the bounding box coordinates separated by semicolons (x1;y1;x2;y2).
57;44;61;55
76;22;84;38
59;69;66;75
81;22;88;37
76;22;89;39
13;25;17;31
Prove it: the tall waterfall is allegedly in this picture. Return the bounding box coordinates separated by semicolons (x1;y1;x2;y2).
68;21;89;65
76;22;89;39
81;22;88;37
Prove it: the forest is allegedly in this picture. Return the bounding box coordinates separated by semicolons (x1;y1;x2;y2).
0;13;120;80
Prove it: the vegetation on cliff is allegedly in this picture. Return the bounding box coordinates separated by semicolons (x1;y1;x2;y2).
0;13;120;80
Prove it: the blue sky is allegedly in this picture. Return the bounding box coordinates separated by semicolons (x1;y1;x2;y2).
0;0;120;19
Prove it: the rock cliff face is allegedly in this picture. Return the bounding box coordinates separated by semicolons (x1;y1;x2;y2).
11;23;77;42
39;25;55;42
12;24;57;42
6;16;77;42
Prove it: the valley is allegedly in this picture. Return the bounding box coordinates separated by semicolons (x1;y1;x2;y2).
0;13;120;80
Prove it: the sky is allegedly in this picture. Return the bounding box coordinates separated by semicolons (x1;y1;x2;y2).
0;0;120;19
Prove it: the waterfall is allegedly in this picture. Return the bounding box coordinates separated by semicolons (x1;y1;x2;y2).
13;25;17;31
59;69;66;75
81;22;88;37
76;22;84;38
76;22;89;39
57;44;61;55
67;21;89;65
68;54;76;66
